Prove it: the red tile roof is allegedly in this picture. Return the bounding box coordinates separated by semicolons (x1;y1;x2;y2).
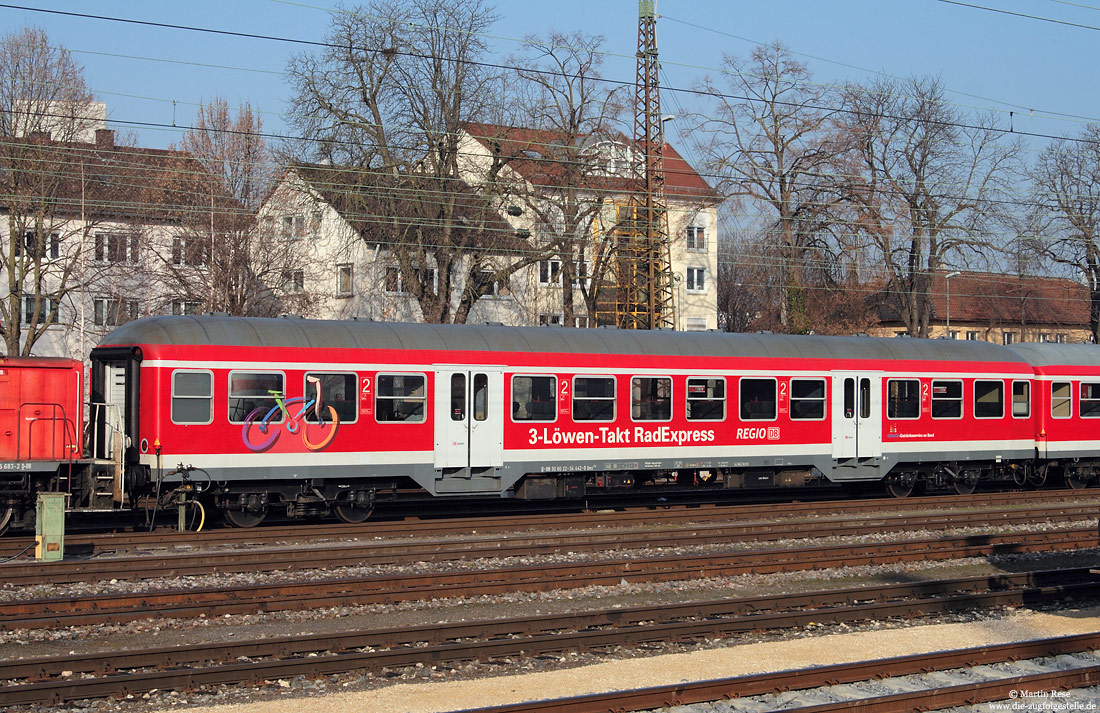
463;122;717;201
930;271;1089;328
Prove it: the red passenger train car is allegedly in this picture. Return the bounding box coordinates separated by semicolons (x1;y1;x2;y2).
0;315;1095;533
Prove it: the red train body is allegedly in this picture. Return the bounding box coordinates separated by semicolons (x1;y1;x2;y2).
1;315;1098;532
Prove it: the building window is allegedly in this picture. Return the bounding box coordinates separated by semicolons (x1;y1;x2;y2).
94;233;139;263
538;313;562;326
21;295;60;325
686;225;706;252
171;300;202;316
573;315;590;329
539;259;562;286
1002;332;1016;345
686;267;706;292
171;237;209;267
385;266;437;294
93;297;139;327
20;231;60;260
685;316;707;331
475;270;507;297
337;263;353;297
282;214;305;240
947;330;959;340
966;331;979;341
282;270;304;293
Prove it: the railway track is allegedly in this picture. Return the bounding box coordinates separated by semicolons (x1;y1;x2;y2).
2;527;1095;630
3;487;1095;558
3;569;1098;708
0;502;1097;586
454;633;1100;713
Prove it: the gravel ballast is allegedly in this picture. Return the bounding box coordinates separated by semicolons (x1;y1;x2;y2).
141;604;1100;713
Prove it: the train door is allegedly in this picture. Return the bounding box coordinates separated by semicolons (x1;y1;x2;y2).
831;372;882;461
433;367;504;471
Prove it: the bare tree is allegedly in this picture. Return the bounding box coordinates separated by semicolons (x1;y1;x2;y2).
153;98;288;317
694;43;842;333
1028;123;1100;341
176;97;272;209
837;76;1022;337
497;30;627;326
0;27;99;355
287;0;537;324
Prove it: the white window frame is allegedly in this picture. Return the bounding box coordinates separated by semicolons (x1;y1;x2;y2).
538;259;562;286
686;225;706;252
336;263;353;297
686;267;706;293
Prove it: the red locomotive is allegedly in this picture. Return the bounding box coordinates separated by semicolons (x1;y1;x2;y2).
0;314;1096;533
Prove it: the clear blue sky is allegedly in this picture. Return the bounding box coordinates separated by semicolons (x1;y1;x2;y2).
2;0;1096;160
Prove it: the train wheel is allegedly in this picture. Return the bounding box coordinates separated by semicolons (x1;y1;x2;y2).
1066;469;1091;490
0;506;12;536
951;478;976;495
334;502;373;524
224;507;266;528
884;473;916;498
951;469;978;495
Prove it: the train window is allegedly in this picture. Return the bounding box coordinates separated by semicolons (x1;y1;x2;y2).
1052;382;1072;419
686;377;725;421
303;373;358;423
974;380;1004;419
171;370;212;425
739;378;776;421
632;377;673;421
1012;381;1031;418
843;378;855;419
228;372;285;424
512;375;556;421
789;379;825;420
375;374;426;423
473;374;488;422
1080;383;1100;418
450;374;466;421
931;380;963;419
860;378;871;419
887;379;920;419
573;376;615;422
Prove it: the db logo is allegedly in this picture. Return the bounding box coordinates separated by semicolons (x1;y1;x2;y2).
767;427;780;440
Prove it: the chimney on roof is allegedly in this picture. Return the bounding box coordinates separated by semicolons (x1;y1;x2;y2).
95;129;114;149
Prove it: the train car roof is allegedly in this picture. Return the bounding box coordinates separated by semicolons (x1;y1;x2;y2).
1006;342;1100;368
96;315;1031;366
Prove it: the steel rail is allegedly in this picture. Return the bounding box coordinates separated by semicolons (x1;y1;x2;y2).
2;572;1099;707
1;528;1095;630
447;638;1100;713
1;503;1095;586
2;488;1094;557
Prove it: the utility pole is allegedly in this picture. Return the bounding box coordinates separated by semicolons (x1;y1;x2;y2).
605;0;676;330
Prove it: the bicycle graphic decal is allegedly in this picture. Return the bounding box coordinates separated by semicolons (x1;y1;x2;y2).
241;376;340;452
